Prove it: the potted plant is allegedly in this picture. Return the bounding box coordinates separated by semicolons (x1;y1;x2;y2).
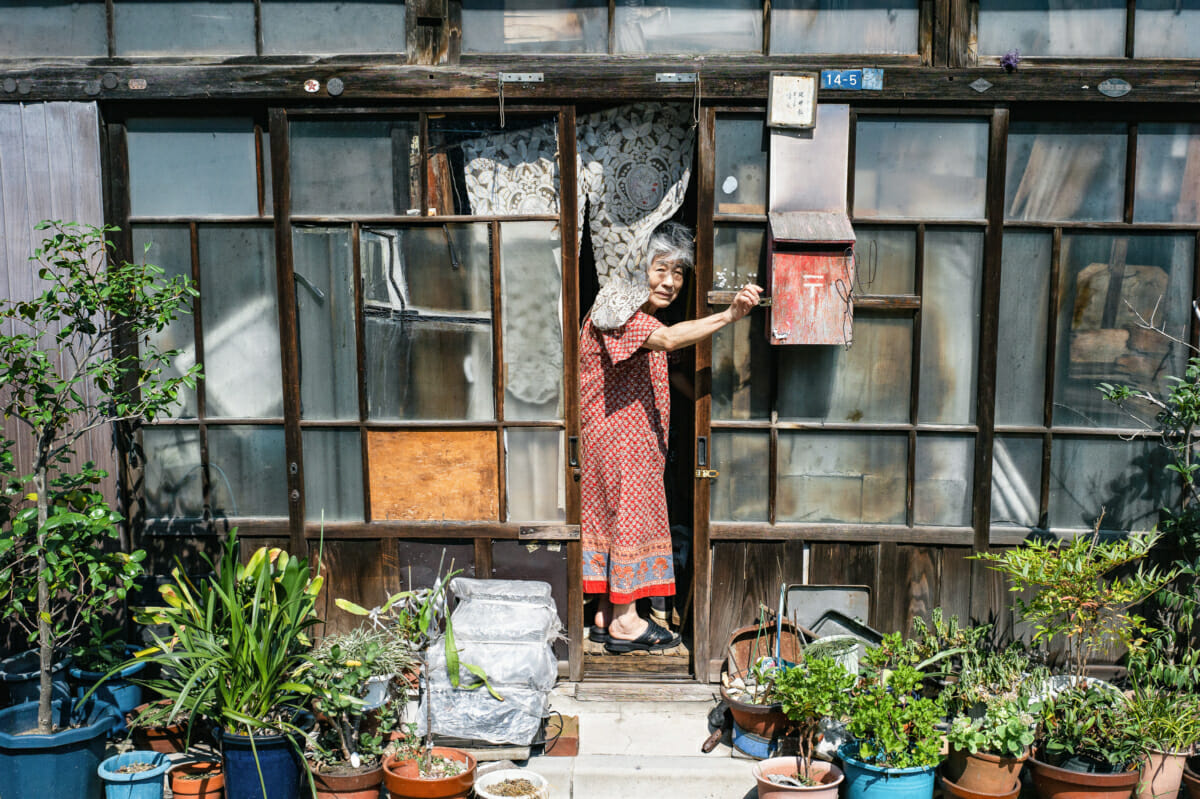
169;759;225;799
0;221;197;798
1125;682;1200;799
132;532;323;799
943;696;1037;796
840;638;946;799
755;655;855;798
1030;683;1144;799
305;624;416;799
97;750;171;799
127;699;194;754
69;626;148;733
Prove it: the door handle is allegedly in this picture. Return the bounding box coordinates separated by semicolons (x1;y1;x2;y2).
695;469;720;479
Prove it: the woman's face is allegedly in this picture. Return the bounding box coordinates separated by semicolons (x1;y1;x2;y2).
643;255;686;312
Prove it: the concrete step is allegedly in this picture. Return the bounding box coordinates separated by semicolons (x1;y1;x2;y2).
528;753;759;799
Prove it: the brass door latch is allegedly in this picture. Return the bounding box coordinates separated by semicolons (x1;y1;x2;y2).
695;469;720;479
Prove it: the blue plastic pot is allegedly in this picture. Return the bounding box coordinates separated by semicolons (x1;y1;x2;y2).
0;696;122;799
0;649;72;706
71;650;147;734
222;727;304;799
840;744;938;799
98;750;169;799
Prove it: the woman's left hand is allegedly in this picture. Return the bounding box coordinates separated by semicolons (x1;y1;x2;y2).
726;283;763;322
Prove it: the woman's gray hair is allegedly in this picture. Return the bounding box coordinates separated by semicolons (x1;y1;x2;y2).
645;222;695;272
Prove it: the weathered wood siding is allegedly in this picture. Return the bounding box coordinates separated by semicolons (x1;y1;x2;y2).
0;102;113;498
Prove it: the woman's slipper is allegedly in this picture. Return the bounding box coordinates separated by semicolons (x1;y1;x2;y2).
604;620;681;653
588;626;610;644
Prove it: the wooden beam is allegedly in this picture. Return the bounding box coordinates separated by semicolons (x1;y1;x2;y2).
4;61;1200;104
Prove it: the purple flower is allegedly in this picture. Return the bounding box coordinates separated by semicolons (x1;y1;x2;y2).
1001;49;1021;72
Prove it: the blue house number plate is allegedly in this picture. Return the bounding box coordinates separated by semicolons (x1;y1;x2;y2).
820;69;884;91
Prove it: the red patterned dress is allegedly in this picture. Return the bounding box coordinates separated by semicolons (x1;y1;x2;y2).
579;310;675;603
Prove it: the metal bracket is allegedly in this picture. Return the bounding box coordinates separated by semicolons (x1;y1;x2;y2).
499;72;544;83
656;72;698;83
695;469;720;479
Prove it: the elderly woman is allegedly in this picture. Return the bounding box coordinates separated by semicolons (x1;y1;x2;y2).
580;222;762;653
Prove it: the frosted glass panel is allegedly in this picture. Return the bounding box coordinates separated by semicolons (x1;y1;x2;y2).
778;317;912;422
293;228;358;421
914;436;974;526
1053;233;1194;428
995;231;1052;426
208;425;288;518
505;428;566;522
362;225;494;421
134;226;198;419
854;119;988;219
462;0;608;53
771;0;919;54
1134;124;1200;224
0;0;107;56
142;426;204;520
198;226;283;419
303;429;363;522
918;229;983;425
715;116;768;214
712;226;769;421
777;433;907;524
263;0;407;54
502;222;563;421
1135;0;1200;56
614;0;762;53
711;431;769;522
115;1;255;55
128;119;259;217
1005;122;1126;222
852;227;916;295
290;120;419;215
1049;437;1173;532
713;225;767;289
991;435;1042;528
978;0;1125;56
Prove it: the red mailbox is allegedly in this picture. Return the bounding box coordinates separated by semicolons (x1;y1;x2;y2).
765;211;856;346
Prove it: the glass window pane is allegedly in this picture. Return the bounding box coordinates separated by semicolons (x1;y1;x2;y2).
778;317;912;422
991;435;1042;528
915;435;974;526
303;429;363;522
777;433;908;523
1049;437;1174;532
293;227;358;421
852;227;916;295
995;231;1052;426
143;426;204;520
1053;233;1194;428
198;226;283;419
0;0;107;56
263;0;407;54
854;119;989;220
462;0;607;53
362;225;495;421
715;116;768;215
978;0;1125;56
290;119;419;216
919;229;984;425
1134;124;1200;224
1005;122;1126;222
427;115;560;216
614;0;762;53
208;425;288;518
712;226;770;421
128;118;259;217
771;0;918;54
134;226;198;419
710;431;769;522
115;0;255;56
505;428;566;522
1135;0;1200;56
502;222;563;421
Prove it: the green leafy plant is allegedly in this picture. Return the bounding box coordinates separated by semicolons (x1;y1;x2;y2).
774;656;856;783
1038;684;1142;771
847;647;946;769
0;221;197;733
947;697;1037;759
1123;683;1200;755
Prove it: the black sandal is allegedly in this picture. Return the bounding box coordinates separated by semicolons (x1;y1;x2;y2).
604;620;681;653
588;626;610;644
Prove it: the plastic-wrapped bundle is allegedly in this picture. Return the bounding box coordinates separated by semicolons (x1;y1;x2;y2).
449;599;561;643
417;685;549;745
449;577;554;606
427;638;556;691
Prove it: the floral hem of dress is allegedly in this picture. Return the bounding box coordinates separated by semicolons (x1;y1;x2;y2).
582;579;675;604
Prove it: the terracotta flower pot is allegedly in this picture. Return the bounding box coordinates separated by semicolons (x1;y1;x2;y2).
944;748;1029;794
169;761;224;799
941;773;1022;799
1137;749;1189;799
382;746;476;799
720;685;790;739
1029;750;1140;799
753;757;843;799
309;760;384;799
128;701;190;754
1181;760;1200;799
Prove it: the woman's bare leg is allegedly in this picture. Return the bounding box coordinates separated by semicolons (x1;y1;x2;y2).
608;601;649;641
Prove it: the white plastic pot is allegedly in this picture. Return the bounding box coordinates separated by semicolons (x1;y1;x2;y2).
474;767;549;799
